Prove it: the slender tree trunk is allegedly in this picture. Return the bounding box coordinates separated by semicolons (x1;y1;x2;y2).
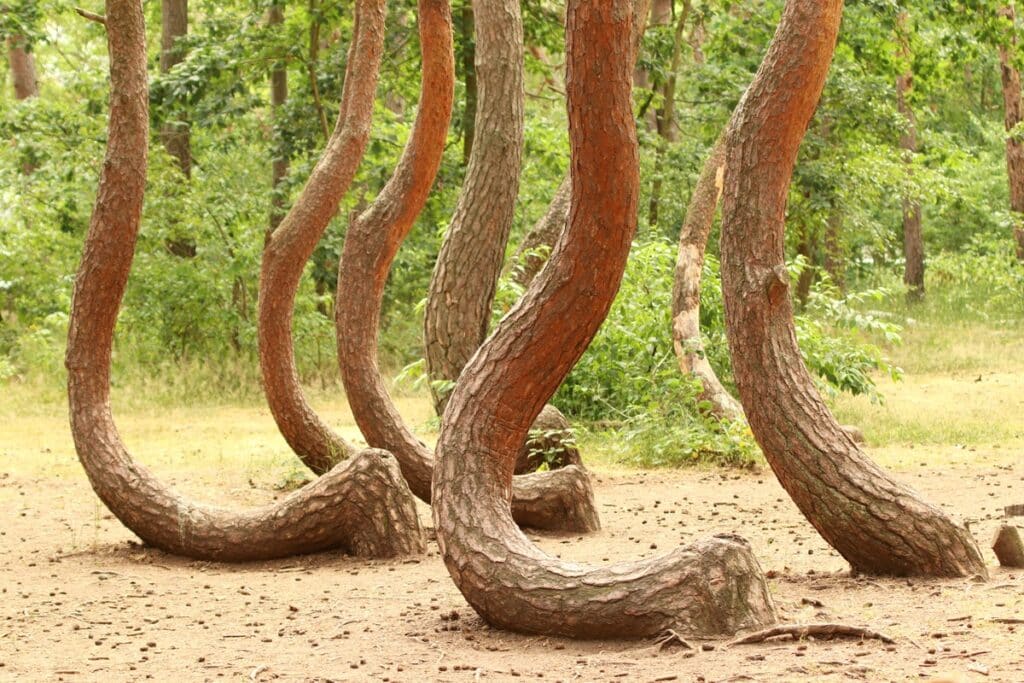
268;2;289;238
670;134;744;420
999;4;1024;261
7;35;38;100
65;0;424;563
897;10;924;298
307;0;331;140
719;0;986;578
795;224;817;307
823;206;845;290
160;0;191;177
506;0;651;289
423;0;525;414
258;0;388;475
649;0;691;228
335;0;599;533
431;0;776;638
460;3;476;164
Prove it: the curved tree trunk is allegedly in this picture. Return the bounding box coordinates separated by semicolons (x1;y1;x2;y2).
64;0;424;563
719;0;986;578
670;134;744;420
422;0;524;415
257;0;387;475
333;0;598;533
7;35;38;100
430;0;776;639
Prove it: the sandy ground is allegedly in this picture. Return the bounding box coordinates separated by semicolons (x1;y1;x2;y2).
1;425;1022;682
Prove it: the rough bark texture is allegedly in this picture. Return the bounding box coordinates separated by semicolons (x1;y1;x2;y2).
507;0;650;290
670;134;744;421
334;0;599;534
160;0;191;177
422;0;525;415
719;0;987;578
257;0;386;475
1000;4;1024;261
7;35;38;100
897;11;924;298
430;0;777;639
268;2;289;235
64;0;424;563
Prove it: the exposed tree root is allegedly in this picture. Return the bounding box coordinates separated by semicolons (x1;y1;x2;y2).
64;0;424;563
728;623;895;646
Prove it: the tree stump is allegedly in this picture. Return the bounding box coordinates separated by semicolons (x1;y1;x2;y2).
992;524;1024;568
514;405;584;474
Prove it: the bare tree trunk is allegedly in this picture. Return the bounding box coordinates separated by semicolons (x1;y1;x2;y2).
431;0;777;639
334;0;599;534
160;0;191;178
670;134;744;420
422;0;525;414
649;0;691;228
823;206;845;290
999;4;1024;261
795;224;817;307
719;0;987;578
268;2;289;237
65;0;424;563
460;3;476;164
897;10;924;298
506;0;650;289
7;35;38;100
257;0;387;475
307;0;331;140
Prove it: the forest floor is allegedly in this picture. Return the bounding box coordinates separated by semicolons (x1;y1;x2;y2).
2;324;1024;682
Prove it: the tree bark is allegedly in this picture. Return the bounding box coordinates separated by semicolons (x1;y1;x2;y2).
422;0;525;415
999;4;1024;261
897;10;924;298
333;0;599;534
719;0;987;578
268;2;289;237
160;0;191;178
670;134;744;420
258;0;387;475
506;0;650;289
7;34;38;100
65;0;424;563
430;0;777;639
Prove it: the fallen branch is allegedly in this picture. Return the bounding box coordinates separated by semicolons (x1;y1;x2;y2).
75;7;107;25
729;623;895;646
991;617;1024;624
654;629;694;651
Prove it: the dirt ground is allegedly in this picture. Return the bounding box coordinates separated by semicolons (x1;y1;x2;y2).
1;415;1022;683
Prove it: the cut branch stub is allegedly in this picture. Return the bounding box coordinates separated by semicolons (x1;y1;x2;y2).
430;0;776;639
257;0;387;475
64;0;424;563
718;0;986;578
334;0;600;534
